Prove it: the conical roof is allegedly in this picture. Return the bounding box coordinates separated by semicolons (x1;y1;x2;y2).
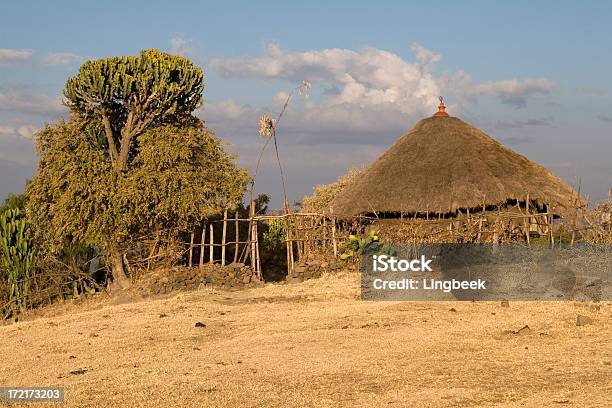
330;112;577;216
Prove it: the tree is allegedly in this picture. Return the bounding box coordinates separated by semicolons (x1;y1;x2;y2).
64;48;204;172
301;167;361;213
0;193;26;213
27;50;248;288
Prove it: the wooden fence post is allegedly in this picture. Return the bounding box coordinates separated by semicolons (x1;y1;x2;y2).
331;213;338;258
323;216;327;251
525;194;530;246
284;200;293;276
234;212;239;263
188;232;195;267
254;220;262;280
209;223;214;264
249;200;256;271
221;209;228;266
547;204;554;248
200;224;206;268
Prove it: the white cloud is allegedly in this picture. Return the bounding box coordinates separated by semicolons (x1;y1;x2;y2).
202;99;257;120
0;87;65;116
208;44;554;139
170;36;192;57
198;100;261;135
0;126;14;137
475;78;554;108
273;91;290;106
410;43;441;65
597;114;612;123
42;52;86;66
495;117;554;130
210;44;442;132
0;124;38;139
0;48;33;64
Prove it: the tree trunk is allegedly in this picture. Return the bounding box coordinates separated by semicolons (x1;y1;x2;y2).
110;249;130;289
101;113;118;161
116;112;136;171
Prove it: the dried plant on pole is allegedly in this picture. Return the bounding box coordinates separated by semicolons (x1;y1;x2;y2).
253;81;311;211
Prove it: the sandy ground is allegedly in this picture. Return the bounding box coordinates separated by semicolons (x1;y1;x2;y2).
1;271;610;408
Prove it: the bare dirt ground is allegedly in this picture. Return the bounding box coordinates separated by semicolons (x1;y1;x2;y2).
1;271;610;408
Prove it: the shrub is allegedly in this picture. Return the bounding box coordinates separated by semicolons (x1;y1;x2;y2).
0;208;35;316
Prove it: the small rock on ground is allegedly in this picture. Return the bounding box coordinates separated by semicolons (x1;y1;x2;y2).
576;314;593;326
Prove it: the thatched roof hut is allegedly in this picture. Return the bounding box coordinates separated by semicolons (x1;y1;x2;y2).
330;100;577;217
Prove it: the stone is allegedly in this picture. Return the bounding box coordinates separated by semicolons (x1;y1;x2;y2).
500;300;510;308
503;325;531;336
242;275;251;284
576;315;593;326
516;325;531;335
194;322;206;328
294;265;306;274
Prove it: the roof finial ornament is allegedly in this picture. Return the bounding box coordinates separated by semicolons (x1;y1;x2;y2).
434;96;449;117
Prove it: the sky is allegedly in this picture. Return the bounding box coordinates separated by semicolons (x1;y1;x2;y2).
1;0;611;208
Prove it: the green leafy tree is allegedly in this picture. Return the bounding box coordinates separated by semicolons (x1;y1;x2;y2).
301;166;361;213
27;50;248;288
0;193;26;213
64;48;204;172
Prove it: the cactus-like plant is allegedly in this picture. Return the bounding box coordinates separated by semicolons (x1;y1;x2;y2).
0;208;35;315
339;229;394;260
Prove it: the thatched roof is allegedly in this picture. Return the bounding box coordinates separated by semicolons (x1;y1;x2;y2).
330;113;577;216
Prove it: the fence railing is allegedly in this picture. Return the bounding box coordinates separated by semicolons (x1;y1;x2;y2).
185;199;611;278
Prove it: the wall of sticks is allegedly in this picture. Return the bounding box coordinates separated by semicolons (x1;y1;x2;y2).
186;195;611;280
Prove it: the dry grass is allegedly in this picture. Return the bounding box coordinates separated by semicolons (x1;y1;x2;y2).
331;116;578;216
1;271;610;407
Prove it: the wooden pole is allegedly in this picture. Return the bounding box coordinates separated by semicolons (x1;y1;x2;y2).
221;209;228;266
284;200;293;275
547;204;554;248
200;225;206;268
250;200;256;271
525;194;530;246
570;185;581;246
323;216;327;251
296;216;303;260
331;215;338;257
188;232;195;267
492;206;500;246
234;214;239;263
255;221;262;280
209;223;214;264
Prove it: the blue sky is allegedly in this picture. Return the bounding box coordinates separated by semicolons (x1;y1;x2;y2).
1;0;611;206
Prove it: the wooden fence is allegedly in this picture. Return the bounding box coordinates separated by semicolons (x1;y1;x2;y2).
186;197;611;279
